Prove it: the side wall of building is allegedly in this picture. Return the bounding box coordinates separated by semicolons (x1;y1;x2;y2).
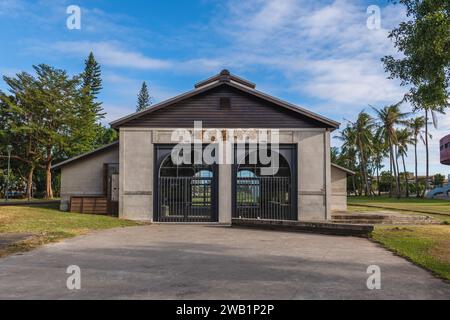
60;147;119;211
330;166;348;211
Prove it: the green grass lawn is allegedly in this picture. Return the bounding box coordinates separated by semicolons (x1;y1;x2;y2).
348;196;450;280
0;204;140;257
348;196;450;215
0;198;60;203
372;225;450;280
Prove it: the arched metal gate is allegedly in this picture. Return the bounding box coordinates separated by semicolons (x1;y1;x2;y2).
154;145;218;222
233;145;297;221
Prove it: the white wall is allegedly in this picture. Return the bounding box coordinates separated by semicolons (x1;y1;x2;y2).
331;165;348;211
60;147;119;211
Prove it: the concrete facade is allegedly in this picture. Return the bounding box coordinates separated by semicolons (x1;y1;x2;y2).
57;127;347;222
59;146;119;211
331;165;349;211
116;127;333;222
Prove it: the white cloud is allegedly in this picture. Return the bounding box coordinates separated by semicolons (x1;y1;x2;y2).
213;0;406;107
300;58;405;105
52;41;172;70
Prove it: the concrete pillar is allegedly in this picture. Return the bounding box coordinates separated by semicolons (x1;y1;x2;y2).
119;128;153;221
324;130;331;220
295;129;327;221
218;164;232;224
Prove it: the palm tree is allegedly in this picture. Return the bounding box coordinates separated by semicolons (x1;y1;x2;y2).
337;112;375;196
373;103;409;198
408;117;427;197
353;112;376;196
371;134;387;196
336;125;359;195
396;128;413;197
420;107;445;193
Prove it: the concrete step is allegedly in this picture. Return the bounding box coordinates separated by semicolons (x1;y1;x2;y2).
331;213;438;225
232;218;373;237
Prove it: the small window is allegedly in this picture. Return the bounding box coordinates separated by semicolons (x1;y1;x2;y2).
219;97;231;109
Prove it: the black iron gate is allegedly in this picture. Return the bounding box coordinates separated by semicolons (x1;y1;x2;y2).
158;176;213;222
236;176;293;220
233;145;297;221
155;145;218;222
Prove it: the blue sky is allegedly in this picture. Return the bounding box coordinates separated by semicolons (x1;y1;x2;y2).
0;0;448;174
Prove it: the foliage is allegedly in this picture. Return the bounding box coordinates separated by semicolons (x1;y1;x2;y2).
433;173;445;188
382;0;449;111
136;81;152;112
382;0;450;189
0;53;113;199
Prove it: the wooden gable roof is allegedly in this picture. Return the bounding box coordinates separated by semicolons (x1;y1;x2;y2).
110;70;340;130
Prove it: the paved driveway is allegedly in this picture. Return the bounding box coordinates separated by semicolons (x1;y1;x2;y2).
0;225;449;300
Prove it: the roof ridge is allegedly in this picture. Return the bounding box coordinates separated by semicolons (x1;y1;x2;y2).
194;69;256;89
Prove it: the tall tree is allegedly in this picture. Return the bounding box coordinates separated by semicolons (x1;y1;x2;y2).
76;52;105;155
371;134;387;196
0;74;42;199
373;104;409;198
82;52;103;100
136;81;151;112
396;128;413;197
409;117;427;197
382;0;450;191
351;112;375;196
336;125;359;195
34;65;83;198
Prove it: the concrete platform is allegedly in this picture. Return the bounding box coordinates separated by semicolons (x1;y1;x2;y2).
232;218;374;236
332;211;439;225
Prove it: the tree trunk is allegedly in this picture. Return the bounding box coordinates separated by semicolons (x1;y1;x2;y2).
402;154;409;198
45;148;53;199
394;145;401;198
45;162;53;199
389;148;393;198
424;109;429;197
352;175;357;196
26;165;34;200
377;166;381;196
359;156;368;196
414;141;419;198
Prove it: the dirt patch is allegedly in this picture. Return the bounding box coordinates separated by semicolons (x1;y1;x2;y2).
0;233;35;248
431;242;450;264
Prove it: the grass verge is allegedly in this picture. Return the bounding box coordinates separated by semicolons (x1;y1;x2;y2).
348;196;450;280
348;196;450;216
0;204;140;257
372;225;450;280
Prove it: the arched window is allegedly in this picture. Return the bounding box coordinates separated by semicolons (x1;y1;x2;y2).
159;151;213;178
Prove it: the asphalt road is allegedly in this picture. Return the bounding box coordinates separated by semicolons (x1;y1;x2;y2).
0;225;449;299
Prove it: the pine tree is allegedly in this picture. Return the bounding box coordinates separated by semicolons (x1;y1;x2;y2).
76;52;105;154
136;81;151;112
82;52;102;99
